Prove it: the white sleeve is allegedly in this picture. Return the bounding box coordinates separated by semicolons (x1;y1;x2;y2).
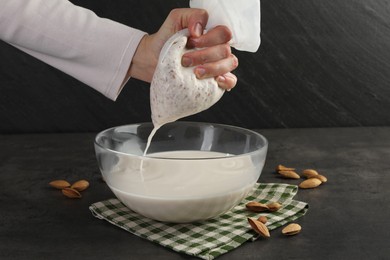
0;0;147;100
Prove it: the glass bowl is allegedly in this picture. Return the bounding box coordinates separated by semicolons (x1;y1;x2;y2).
94;121;268;223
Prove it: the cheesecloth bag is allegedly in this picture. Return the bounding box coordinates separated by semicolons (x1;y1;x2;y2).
150;29;224;127
150;0;261;127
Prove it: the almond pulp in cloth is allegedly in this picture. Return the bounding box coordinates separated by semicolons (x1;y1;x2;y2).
150;29;224;128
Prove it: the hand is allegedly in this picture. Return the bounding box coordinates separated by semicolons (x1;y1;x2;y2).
128;8;238;90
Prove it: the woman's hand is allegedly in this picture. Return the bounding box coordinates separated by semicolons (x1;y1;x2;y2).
128;8;238;90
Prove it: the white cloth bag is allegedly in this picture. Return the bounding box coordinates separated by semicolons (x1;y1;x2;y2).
189;0;261;52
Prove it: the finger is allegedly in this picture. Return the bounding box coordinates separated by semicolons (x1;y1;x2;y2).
194;54;238;79
186;8;208;37
181;43;231;67
187;25;232;48
216;73;238;91
166;8;208;36
161;8;208;37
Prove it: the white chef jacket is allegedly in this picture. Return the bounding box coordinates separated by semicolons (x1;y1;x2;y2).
0;0;147;100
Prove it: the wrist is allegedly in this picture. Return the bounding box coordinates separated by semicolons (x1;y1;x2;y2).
127;34;158;83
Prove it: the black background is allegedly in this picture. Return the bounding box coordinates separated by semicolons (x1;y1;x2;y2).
1;0;389;133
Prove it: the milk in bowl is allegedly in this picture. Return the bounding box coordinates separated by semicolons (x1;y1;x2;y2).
94;122;268;223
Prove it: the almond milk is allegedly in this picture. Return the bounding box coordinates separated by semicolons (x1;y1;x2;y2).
106;150;258;222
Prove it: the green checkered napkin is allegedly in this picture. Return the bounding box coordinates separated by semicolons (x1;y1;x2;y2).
90;183;308;260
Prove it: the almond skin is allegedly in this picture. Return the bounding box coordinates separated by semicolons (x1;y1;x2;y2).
267;202;282;212
62;188;82;199
49;180;71;189
276;164;295;172
248;218;270;238
282;223;302;236
309;174;328;183
299;178;322;189
302;169;319;178
279;170;300;179
246;201;269;212
257;215;267;224
71;180;90;191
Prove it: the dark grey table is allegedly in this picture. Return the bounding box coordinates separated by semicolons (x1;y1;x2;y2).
1;127;389;259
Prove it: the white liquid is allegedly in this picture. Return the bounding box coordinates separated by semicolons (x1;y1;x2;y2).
106;150;259;222
139;125;160;180
143;125;161;157
108;150;257;197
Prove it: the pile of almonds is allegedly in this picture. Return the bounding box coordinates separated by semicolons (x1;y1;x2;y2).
275;165;328;189
246;200;301;238
49;179;89;199
246;164;328;238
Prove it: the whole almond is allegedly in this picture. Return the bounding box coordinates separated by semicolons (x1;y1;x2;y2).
309;174;328;183
257;215;267;224
267;202;282;212
62;188;82;199
282;223;302;236
279;170;300;179
302;169;319;178
71;180;90;191
276;164;295;172
299;178;322;189
49;180;71;189
248;218;270;238
246;201;269;212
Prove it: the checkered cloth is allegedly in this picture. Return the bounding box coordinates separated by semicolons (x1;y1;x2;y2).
89;183;308;260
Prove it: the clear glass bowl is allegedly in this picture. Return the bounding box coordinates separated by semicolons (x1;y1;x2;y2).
94;121;268;223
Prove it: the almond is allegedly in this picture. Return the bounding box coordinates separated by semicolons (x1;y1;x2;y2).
282;223;301;236
248;218;270;238
246;201;269;212
276;164;295;172
302;169;319;178
62;188;82;199
49;180;71;189
71;180;90;191
257;215;267;224
309;174;328;183
279;170;300;179
299;178;322;189
267;202;282;212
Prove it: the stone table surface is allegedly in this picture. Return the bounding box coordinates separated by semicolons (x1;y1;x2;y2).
1;127;389;259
